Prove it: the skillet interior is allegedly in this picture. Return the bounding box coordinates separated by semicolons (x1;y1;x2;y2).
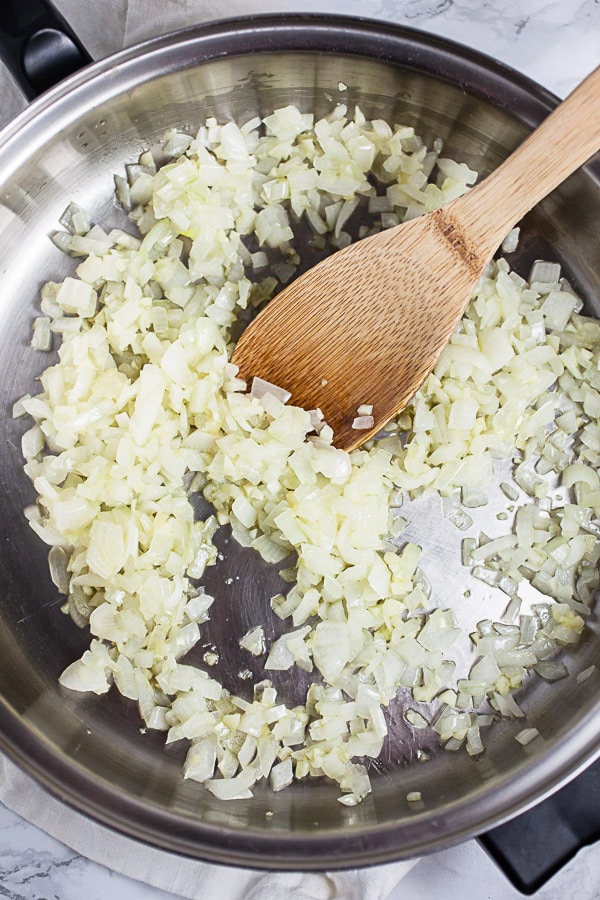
0;17;600;867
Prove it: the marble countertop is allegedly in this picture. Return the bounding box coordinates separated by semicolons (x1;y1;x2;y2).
1;1;599;898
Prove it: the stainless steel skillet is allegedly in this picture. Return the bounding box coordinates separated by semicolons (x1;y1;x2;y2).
0;0;600;870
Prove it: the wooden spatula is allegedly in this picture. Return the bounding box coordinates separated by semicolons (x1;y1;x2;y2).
232;66;600;451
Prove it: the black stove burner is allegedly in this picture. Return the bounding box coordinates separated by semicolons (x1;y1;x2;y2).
480;756;600;894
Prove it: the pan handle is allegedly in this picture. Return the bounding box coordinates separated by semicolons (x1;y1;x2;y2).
0;0;91;101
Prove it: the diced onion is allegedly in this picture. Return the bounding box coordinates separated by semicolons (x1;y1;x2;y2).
19;102;599;808
515;727;540;746
250;376;292;405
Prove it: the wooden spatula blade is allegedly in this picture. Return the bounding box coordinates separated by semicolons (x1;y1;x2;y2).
233;212;482;450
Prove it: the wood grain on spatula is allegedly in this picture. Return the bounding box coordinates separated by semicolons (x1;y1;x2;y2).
233;66;600;451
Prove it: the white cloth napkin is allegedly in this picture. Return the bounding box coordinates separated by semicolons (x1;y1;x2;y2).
120;0;369;46
0;2;418;897
0;755;416;899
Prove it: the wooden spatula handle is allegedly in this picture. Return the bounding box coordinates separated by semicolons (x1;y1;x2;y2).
455;64;600;250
